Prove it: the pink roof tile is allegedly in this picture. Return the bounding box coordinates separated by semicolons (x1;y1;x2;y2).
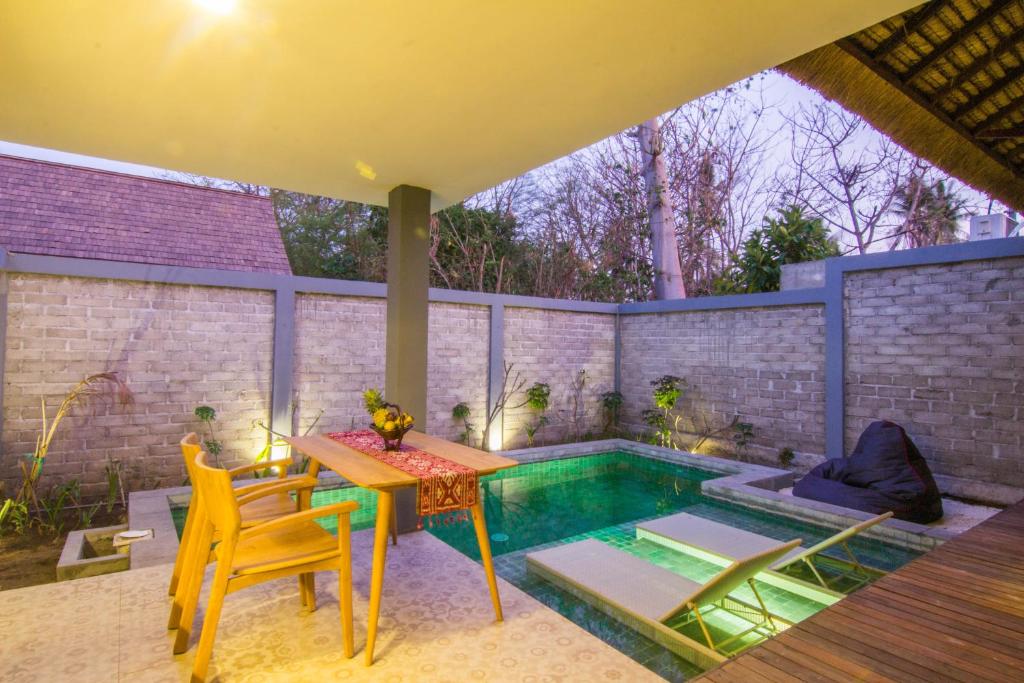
0;154;292;274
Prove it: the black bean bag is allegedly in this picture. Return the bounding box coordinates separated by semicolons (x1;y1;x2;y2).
793;420;943;524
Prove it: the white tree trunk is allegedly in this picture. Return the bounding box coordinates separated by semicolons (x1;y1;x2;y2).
638;117;686;299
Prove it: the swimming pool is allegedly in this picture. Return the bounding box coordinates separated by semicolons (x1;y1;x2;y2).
171;451;920;680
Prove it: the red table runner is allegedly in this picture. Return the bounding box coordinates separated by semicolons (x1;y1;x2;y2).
326;430;478;516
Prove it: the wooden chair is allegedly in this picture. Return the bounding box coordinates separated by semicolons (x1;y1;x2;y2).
176;451;358;682
168;433;317;627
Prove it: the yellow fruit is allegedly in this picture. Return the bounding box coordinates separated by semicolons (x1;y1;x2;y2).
383;420;396;431
402;414;414;426
372;408;388;427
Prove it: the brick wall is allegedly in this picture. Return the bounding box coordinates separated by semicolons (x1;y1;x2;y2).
845;257;1024;495
501;308;616;449
292;294;386;436
4;251;1021;503
619;307;826;462
427;303;490;444
1;274;274;497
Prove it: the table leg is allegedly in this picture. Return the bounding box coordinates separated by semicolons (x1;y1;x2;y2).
390;507;398;546
365;490;393;666
470;500;503;622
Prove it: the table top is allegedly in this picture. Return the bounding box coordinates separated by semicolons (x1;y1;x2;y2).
284;431;519;491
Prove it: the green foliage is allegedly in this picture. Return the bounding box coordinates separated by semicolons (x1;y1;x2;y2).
652;376;685;412
0;498;30;536
525;383;551;411
894;177;964;248
362;389;385;415
38;480;79;536
194;405;223;462
275;191;387;281
523;382;552;446
193;405;216;422
77;501;103;530
732;422;755;458
778;447;795;468
104;458;124;514
452;402;470;420
644;376;686;448
715;205;838;294
452;402;474;445
432;204;529;293
599;390;624;435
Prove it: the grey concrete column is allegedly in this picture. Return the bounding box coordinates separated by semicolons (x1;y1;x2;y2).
823;260;845;460
385;185;431;532
385;185;431;420
270;286;295;441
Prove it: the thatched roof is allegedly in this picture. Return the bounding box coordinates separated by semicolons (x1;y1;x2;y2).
780;0;1024;210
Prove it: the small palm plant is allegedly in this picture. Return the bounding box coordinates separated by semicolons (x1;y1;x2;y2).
523;382;551;447
17;372;133;508
194;405;224;465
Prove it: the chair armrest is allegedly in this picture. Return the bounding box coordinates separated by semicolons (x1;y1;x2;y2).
238;501;359;541
234;476;318;506
228;458;293;479
232;474;312;497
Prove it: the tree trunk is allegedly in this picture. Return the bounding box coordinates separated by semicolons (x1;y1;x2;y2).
638;117;687;299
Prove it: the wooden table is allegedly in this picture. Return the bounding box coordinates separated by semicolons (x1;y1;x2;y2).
284;431;518;665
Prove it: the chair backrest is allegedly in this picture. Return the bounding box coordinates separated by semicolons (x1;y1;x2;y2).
180;433;203;483
191;451;242;537
660;538;802;623
774;512;893;569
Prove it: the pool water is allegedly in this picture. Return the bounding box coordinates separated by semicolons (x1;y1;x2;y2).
171;452;921;681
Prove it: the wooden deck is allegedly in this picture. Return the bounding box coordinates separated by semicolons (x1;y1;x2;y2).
698;500;1024;683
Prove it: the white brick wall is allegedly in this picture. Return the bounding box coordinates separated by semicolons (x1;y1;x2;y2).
292;294;386;436
501;308;616;448
427;303;490;444
845;257;1024;489
2;274;274;496
619;306;826;459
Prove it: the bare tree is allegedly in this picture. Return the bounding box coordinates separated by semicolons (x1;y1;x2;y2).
780;103;912;254
638;117;687;299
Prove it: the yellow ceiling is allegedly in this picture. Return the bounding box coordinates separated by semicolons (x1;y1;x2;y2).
0;1;917;210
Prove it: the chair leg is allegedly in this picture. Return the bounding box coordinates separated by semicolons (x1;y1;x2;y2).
691;603;715;651
298;575;309;608
169;499;198;596
168;519;198;629
174;522;214;654
191;556;234;683
338;516;354;658
305;572;317;612
747;578;777;632
170;507;209;631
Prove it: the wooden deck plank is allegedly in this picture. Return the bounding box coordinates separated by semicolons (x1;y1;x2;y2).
698;500;1024;682
847;591;1024;664
746;643;850;683
797;614;979;683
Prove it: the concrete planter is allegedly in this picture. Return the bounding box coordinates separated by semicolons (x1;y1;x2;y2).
57;524;131;581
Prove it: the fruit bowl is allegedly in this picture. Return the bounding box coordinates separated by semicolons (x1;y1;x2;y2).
369;401;414;450
370;423;413;450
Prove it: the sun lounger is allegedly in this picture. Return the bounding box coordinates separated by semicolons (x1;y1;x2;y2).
637;511;892;590
526;536;800;664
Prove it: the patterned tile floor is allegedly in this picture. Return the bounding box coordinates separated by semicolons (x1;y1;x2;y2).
0;530;662;683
